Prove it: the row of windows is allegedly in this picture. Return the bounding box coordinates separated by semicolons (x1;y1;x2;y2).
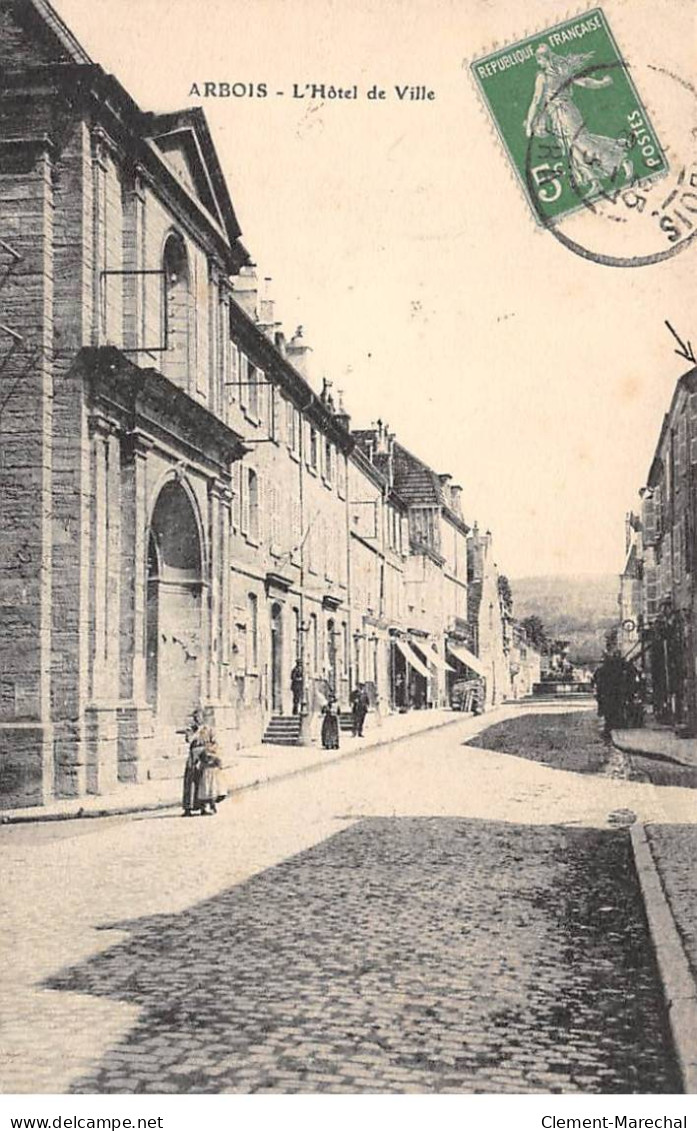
232;464;347;581
239;595;349;679
149;235;348;499
226;344;347;495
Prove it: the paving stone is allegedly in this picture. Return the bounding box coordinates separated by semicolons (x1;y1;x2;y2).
1;720;688;1093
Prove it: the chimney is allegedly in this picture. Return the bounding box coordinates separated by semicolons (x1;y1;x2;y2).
335;389;351;432
320;378;336;412
373;421;394;485
438;473;452;509
258;277;276;338
375;419;390;455
287;325;312;378
230;263;259;319
450;484;463;518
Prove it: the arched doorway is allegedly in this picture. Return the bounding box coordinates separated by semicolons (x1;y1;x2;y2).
270;602;283;713
146;479;203;729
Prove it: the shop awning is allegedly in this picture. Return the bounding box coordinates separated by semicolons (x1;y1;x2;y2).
394;638;431;679
419;642;456;673
447;643;487;678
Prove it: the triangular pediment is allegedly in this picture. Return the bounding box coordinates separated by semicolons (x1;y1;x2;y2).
147;116;228;234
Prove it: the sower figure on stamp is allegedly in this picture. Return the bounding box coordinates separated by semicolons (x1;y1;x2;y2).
290;659;304;716
524;45;633;197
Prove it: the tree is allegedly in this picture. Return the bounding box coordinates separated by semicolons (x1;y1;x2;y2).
550;638;570;655
498;574;513;614
520;615;548;651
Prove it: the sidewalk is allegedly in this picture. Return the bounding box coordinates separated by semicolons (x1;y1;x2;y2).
613;722;697;769
631;823;697;1093
0;706;483;825
612;719;697;1092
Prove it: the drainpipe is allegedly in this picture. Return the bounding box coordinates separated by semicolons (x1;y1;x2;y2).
298;393;314;744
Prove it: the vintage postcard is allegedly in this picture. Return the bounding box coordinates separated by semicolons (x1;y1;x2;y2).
0;0;695;1114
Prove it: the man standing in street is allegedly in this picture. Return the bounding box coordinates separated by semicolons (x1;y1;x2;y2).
350;682;369;737
291;659;304;715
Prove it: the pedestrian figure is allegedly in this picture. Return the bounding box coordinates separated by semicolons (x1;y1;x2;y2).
321;696;340;750
593;650;628;736
182;707;206;816
290;659;304;716
198;727;225;815
185;708;224;816
350;682;369;737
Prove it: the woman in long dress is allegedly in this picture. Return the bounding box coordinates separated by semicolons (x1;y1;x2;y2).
184;708;224;816
524;45;633;196
182;708;205;816
197;728;224;815
321;697;340;750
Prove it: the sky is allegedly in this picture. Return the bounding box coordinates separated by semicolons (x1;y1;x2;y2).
49;0;697;579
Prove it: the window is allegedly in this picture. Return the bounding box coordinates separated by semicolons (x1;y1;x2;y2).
287;401;301;457
293;608;301;661
309;427;318;472
232;461;242;530
337;453;346;498
324;439;333;484
270;482;281;550
248;363;260;419
229;341;239;405
310;613;318;674
248;469;259;542
248;593;258;671
239;352;248;409
269;385;279;441
215;292;226;416
162;233;191;390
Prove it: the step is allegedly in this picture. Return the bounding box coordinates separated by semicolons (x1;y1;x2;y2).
262;716;303;746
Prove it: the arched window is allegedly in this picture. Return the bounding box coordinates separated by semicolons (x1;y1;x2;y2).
162;233;191;389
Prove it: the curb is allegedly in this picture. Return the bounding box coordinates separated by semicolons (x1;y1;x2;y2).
0;711;472;827
612;737;696;771
630;823;697;1095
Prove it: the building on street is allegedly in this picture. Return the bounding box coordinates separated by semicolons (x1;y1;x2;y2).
0;0;520;808
620;364;697;734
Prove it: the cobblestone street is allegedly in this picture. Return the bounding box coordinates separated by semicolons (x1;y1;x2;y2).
1;710;693;1094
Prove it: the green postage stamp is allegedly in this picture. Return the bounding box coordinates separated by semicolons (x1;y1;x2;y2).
471;9;668;224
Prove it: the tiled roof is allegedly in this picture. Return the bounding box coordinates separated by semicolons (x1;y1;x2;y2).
392;442;444;506
353;433;445;507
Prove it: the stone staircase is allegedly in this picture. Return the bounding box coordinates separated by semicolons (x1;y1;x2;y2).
262;715;303;746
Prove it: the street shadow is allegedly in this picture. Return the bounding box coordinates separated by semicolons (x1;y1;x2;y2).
46;817;679;1094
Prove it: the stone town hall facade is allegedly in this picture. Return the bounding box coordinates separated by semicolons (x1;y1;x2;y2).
0;0;526;809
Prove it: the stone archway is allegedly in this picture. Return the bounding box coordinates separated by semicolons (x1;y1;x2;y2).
146;479;203;729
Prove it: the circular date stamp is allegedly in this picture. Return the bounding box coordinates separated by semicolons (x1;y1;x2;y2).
472;8;696;267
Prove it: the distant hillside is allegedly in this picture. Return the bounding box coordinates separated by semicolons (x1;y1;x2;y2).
510;574;619;666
